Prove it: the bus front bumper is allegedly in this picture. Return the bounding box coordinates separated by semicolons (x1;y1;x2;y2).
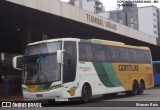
23;87;69;101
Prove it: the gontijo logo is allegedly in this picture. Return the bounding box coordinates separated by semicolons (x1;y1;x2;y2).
119;65;139;71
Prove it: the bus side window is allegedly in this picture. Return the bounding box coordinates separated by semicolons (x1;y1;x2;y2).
153;64;157;72
104;46;111;62
108;46;120;62
118;47;130;63
128;49;137;63
144;51;151;64
153;64;160;73
158;65;160;73
93;45;105;62
79;43;93;62
137;50;145;63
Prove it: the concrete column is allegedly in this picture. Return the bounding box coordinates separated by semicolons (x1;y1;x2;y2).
21;28;32;53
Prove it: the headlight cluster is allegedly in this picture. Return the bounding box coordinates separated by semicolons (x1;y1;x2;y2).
50;84;63;90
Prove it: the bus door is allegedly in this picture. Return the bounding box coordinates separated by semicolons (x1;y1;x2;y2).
62;41;77;90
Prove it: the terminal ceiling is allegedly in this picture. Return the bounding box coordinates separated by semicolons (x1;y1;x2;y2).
0;1;160;60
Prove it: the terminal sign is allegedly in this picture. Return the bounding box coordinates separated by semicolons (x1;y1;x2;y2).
86;14;117;31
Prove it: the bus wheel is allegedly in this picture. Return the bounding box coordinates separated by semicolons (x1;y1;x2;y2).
80;84;92;102
132;81;139;96
138;81;145;95
126;81;138;96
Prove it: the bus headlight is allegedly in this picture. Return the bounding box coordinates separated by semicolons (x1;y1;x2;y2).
50;84;63;90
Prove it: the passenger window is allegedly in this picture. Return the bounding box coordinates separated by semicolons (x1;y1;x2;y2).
108;46;120;62
118;48;130;62
79;43;93;61
93;45;106;62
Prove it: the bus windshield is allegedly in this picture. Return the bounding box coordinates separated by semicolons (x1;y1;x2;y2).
23;42;61;84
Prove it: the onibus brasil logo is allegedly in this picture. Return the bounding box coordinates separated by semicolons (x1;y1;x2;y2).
2;102;42;107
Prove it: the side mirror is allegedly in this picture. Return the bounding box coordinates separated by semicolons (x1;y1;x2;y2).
13;55;23;70
57;50;64;64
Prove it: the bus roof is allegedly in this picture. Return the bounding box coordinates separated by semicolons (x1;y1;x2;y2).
27;38;79;46
27;38;150;51
86;39;150;51
89;39;125;45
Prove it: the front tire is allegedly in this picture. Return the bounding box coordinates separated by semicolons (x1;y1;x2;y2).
80;84;92;102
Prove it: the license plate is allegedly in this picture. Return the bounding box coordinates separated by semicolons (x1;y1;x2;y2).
55;98;68;101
